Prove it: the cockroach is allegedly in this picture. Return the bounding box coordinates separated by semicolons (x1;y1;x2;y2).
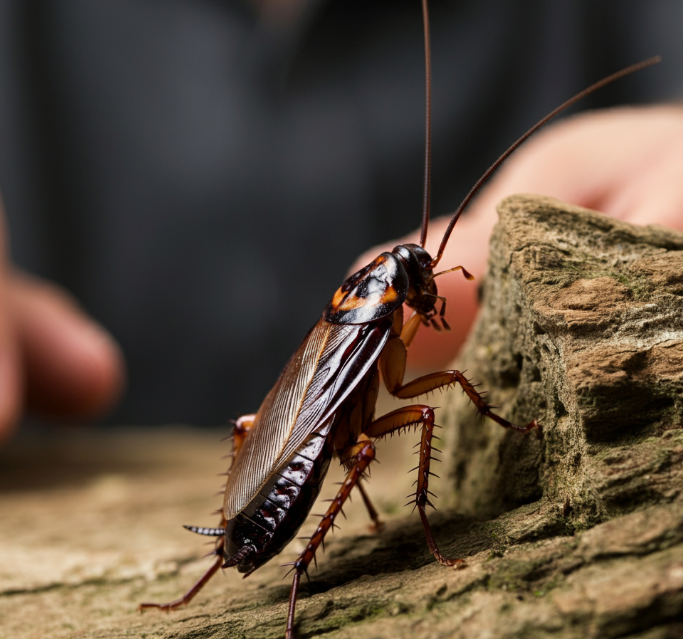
140;2;659;636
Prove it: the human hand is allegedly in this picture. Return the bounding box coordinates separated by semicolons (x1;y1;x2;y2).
0;208;125;444
353;105;683;369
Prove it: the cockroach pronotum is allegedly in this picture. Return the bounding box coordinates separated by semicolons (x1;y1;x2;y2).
140;2;659;636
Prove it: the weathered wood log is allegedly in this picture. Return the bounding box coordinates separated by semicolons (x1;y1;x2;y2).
1;194;682;638
445;194;683;528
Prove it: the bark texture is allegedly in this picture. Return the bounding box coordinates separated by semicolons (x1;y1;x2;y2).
1;194;682;638
445;194;683;527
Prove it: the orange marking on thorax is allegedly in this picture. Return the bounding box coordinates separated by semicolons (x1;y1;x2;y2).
331;288;346;309
339;294;368;311
380;287;398;305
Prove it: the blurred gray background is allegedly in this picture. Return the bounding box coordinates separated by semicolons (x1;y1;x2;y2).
0;0;680;426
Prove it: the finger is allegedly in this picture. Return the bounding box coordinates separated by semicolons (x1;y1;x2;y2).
0;206;21;443
604;144;683;231
348;107;683;370
0;309;22;445
382;110;646;369
8;272;126;419
475;106;683;216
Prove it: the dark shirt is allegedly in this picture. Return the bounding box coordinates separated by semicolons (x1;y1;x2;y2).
0;0;680;424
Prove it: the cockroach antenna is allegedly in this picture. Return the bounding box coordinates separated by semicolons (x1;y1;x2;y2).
427;54;661;269
419;0;432;249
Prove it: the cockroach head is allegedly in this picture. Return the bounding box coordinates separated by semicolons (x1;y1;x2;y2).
392;243;432;281
392;243;438;316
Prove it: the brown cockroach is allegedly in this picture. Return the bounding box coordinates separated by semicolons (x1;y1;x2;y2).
139;2;659;636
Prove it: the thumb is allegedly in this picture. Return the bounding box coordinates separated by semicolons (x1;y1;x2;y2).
8;271;125;420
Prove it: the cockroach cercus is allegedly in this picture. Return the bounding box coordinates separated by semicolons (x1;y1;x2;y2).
140;2;659;636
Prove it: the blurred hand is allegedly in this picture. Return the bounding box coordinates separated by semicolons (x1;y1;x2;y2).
353;105;683;369
0;204;125;445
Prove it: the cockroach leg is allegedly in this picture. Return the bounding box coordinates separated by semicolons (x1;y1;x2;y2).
377;326;536;569
355;480;384;532
413;415;464;568
380;330;536;429
400;312;422;348
362;404;464;567
364;405;435;439
450;372;538;432
385;358;538;433
436;295;451;331
140;416;258;614
233;414;256;454
139;538;225;612
417;508;465;568
286;572;302;639
285;439;376;639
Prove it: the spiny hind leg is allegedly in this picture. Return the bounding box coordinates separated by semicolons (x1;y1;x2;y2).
364;404;464;567
285;438;376;639
139;413;256;612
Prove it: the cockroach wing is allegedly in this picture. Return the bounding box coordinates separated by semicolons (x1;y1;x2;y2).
223;316;391;520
